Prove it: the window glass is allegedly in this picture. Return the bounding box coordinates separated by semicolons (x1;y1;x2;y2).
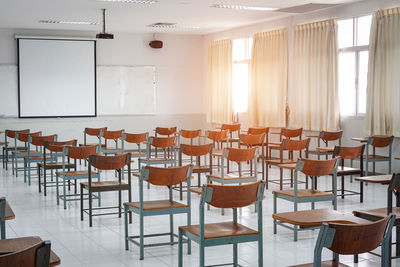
233;38;246;61
339;52;356;116
338;18;354;48
358;50;369;114
357;15;372;46
232;63;249;113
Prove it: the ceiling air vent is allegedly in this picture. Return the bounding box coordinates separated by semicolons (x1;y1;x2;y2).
147;22;177;28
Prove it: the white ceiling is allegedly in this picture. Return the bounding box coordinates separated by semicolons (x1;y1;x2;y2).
1;0;362;35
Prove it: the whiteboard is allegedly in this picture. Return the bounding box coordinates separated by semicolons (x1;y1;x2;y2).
97;66;156;115
0;65;18;117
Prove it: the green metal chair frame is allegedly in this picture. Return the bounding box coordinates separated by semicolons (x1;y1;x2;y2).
178;181;265;267
0;197;6;239
124;164;193;260
56;145;101;209
273;157;339;241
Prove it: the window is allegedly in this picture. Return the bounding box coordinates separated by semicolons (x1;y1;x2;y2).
232;37;252;114
338;15;371;116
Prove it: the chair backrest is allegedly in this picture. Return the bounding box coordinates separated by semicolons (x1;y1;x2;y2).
327;214;393;255
320;131;342;142
180;129;201;139
221;123;240;134
207;130;228;141
281;138;310;151
30;135;57;147
141;165;192;186
281;128;302;139
180;143;212;157
0;239;51;267
156;127;177;136
17;132;41;142
149;136;176;148
88;153;131;170
240;133;265;146
333;145;365;160
369;136;394;148
124;132;148;144
203;181;264;208
6;129;29;138
101;129;124;140
45;140;77;152
297;157;339;177
85;127;107;136
224;147;257;162
248;127;269;135
65;145;98;160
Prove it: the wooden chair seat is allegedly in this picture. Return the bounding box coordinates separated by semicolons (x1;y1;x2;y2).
309;146;335;153
0;142;9;146
272;189;333;198
291;260;349;267
193;165;211;172
180;222;258;239
131;152;146;157
269;142;281;146
80;181;129;190
272;209;370;227
15;150;39;154
207;173;256;181
277;163;297;170
24;156;54;160
37;162;74;168
363;154;390;159
266;159;296;165
124;200;187;210
144;157;174;162
353;207;400;219
0;236;60;266
102;147;121;151
336;166;361;175
5;202;15;220
189;187;203;195
56;170;98;176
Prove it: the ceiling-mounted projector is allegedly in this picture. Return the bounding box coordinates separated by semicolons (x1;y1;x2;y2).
96;9;114;39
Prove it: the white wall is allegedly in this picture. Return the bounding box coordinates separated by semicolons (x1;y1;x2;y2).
202;0;400;173
0;28;208;142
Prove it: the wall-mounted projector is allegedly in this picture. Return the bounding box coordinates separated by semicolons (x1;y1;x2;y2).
96;9;114;39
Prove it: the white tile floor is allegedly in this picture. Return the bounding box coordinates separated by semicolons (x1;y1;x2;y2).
1;160;399;267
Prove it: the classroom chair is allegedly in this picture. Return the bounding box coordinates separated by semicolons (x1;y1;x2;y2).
154;126;177;157
12;131;41;178
220;123;240;147
273;157;340;241
178;181;265;267
100;129;125;155
268;128;302;163
2;129;29;170
247;127;269;160
24;134;58;185
80;153;132;227
332;145;365;202
124;164;193;260
360;136;394;176
291;214;395;267
123;132;148;172
239;133;266;180
56;145;100;209
38;140;77;196
81;127;107;166
308;130;343;159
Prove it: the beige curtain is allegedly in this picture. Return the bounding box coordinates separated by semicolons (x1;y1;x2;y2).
248;29;288;128
289;19;339;131
207;39;233;124
364;7;400;137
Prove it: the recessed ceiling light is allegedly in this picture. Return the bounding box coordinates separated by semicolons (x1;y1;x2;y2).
146;23;199;30
211;4;277;11
97;0;157;4
38;20;99;25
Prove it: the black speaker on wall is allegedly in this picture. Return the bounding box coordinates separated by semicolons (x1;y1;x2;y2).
149;40;163;49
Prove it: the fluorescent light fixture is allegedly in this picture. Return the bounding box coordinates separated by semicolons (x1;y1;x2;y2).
39;20;99;25
97;0;157;4
146;23;199;30
211;4;277;11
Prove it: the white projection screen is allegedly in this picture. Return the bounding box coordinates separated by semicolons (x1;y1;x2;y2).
18;38;96;118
